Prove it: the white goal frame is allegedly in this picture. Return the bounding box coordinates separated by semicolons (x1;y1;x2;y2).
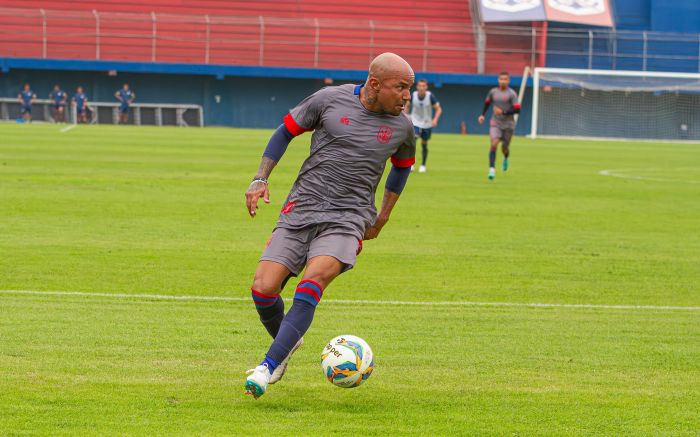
531;67;700;140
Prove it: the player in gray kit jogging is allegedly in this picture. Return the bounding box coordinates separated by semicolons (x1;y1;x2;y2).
478;71;521;180
244;53;416;399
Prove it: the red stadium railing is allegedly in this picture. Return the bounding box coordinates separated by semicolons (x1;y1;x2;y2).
0;6;506;73
5;7;698;74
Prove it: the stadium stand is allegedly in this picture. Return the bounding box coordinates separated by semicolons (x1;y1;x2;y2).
0;0;487;73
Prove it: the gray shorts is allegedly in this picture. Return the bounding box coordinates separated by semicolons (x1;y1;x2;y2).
489;126;514;147
260;224;362;276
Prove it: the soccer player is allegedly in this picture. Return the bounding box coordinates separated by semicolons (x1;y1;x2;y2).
478;71;521;180
49;84;68;123
115;83;135;124
405;79;442;173
73;86;89;124
243;52;416;399
17;83;36;123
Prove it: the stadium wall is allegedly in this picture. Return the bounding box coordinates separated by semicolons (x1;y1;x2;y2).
545;0;700;72
0;59;533;135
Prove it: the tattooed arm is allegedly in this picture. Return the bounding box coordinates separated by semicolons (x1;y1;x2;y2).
245;123;298;217
245;157;277;218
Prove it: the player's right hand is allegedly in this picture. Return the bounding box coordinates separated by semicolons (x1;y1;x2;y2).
478;115;485;124
245;180;270;218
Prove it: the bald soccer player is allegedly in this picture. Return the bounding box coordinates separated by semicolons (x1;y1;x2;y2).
478;72;521;180
244;52;416;399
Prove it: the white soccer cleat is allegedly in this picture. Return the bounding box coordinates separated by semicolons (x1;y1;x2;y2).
419;165;426;173
488;167;496;180
244;364;272;400
269;337;304;384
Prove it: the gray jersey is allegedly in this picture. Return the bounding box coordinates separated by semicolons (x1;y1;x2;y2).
277;84;416;239
486;87;519;129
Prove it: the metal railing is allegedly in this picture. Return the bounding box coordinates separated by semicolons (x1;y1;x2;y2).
0;97;203;126
2;7;700;74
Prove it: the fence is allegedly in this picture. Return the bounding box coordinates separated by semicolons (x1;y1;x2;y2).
0;97;203;126
2;7;700;74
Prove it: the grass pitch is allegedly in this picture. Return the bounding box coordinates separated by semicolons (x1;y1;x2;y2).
1;124;699;435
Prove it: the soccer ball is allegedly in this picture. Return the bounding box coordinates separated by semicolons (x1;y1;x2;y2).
321;335;374;388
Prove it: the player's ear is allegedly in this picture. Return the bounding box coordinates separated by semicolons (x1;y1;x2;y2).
368;76;381;92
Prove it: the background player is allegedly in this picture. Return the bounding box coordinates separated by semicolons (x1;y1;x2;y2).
405;79;442;173
478;72;521;180
243;52;416;399
49;84;68;123
115;83;135;124
17;83;36;123
72;86;89;124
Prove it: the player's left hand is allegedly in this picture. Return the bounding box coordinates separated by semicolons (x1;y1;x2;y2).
245;180;270;218
493;106;503;115
363;226;380;240
431;120;438;128
364;217;388;240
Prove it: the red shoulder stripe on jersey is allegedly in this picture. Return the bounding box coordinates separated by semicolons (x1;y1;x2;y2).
391;156;416;168
283;113;310;136
513;104;521;109
484;98;492;104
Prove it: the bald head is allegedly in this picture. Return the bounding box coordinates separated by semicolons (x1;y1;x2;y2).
362;52;414;115
368;52;414;81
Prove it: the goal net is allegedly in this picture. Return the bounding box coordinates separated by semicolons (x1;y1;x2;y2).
0;98;204;127
531;68;700;141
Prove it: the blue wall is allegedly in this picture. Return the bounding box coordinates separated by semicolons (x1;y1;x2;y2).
0;60;533;135
650;0;700;33
546;0;700;72
614;0;651;30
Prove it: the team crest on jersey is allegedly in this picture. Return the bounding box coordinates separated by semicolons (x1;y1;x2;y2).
547;0;605;15
482;0;541;12
376;126;393;144
340;116;350;125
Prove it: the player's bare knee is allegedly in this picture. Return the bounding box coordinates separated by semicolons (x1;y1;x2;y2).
251;273;281;295
302;260;343;288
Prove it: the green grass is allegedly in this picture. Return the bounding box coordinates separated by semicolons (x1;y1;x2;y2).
1;123;699;435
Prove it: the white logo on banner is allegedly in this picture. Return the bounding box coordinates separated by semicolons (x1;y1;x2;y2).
547;0;605;15
482;0;542;13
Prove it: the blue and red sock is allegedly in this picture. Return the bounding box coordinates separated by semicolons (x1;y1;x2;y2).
489;149;496;168
263;280;324;367
252;289;285;339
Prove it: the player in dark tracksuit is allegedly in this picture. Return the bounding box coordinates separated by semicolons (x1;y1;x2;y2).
49;84;68;123
115;83;135;124
73;86;89;124
18;83;36;123
479;71;521;180
243;53;416;399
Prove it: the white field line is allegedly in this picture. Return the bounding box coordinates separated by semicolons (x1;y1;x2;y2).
59;124;77;133
1;289;698;311
599;169;700;184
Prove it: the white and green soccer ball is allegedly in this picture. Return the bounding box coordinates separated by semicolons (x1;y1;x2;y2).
321;335;374;388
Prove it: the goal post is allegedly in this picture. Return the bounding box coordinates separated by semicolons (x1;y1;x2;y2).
531;68;700;141
514;65;531;126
